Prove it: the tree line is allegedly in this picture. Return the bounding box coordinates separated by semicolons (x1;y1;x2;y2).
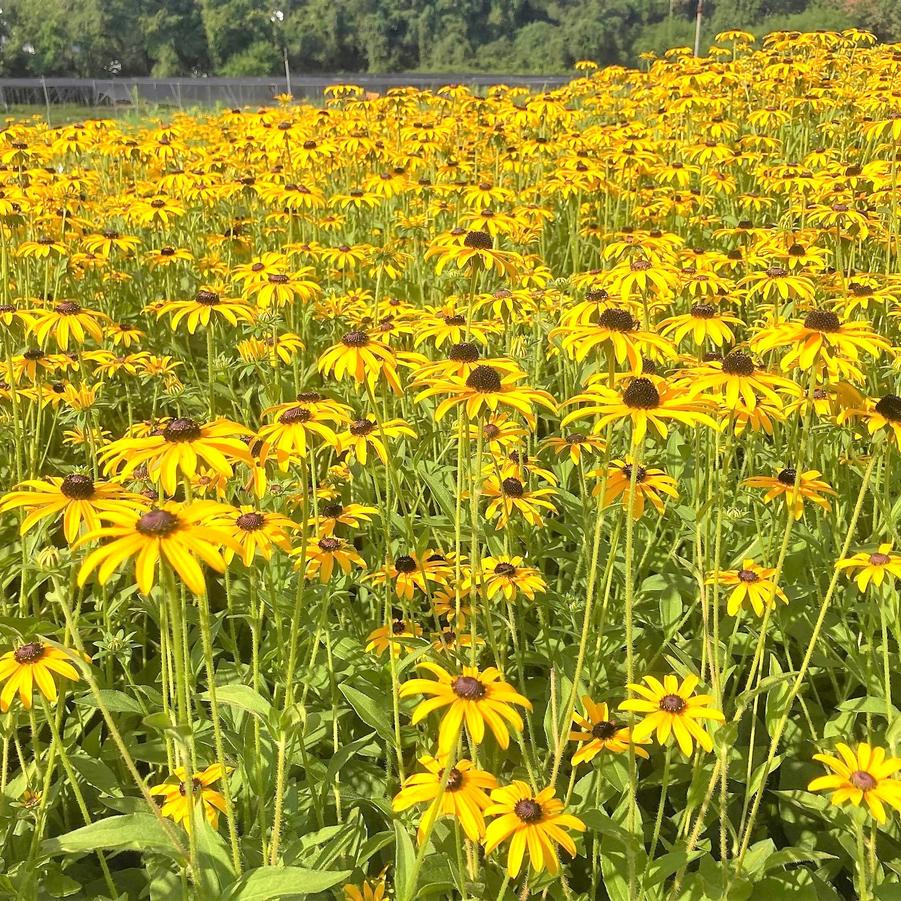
0;0;898;78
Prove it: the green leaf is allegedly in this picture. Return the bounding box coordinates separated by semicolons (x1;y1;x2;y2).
340;682;396;744
221;866;351;900
73;689;143;715
194;813;235;897
393;820;417;901
42;814;184;860
202;684;271;720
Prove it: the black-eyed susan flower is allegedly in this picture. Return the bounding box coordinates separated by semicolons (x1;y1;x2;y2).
343;876;386;901
541;431;606;465
473;556;546;602
311;500;378;535
318;330;402;394
393;754;497;843
425;230;522;278
681;351;801;410
256;404;342;470
0;641;82;712
620;674;724;756
29;301;109;350
400;662;531;754
157;289;256;333
0;474;145;544
99;417;253;496
76;501;239;596
658;303;744;349
483;782;585;878
482;476;557;529
836;544;901;592
368;552;452;600
708;559;788;616
295;535;366;583
570;696;649;765
365;618;423;657
209;505;299;566
337;416;416;465
809;743;901;823
149;764;230;830
743;467;836;519
594;457;678;519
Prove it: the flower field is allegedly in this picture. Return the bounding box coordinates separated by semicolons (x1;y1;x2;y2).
3;27;901;901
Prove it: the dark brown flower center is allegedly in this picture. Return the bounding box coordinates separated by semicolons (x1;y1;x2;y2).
178;777;203;796
566;433;587;444
296;391;322;403
279;406;311;424
162;418;202;443
722;351;755;377
850;770;876;791
14;641;44;664
444;315;466;326
869;553;891;566
268;274;289;284
445;768;464;791
236;512;265;531
349;419;375;436
738;569;760;583
501;477;524;497
452;675;486;700
449;342;480;363
60;473;95;500
598;308;636;331
592;720;619;740
777;467;797;485
621;464;647;482
803;310;840;332
394;555;418;574
54;301;81;315
463;230;492;250
494;562;517;576
623;378;660;409
23;349;45;361
136;509;179;536
318;537;340;552
321;502;344;518
630;259;651;271
765;266;788;278
690;303;716;319
342;330;369;348
513;798;543;823
195;290;220;306
659;693;686;713
875;394;901;423
465;365;502;393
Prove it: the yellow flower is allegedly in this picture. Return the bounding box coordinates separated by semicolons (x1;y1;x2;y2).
708;559;788;616
743;467;836;520
809;743;901;824
836;543;901;592
0;641;82;713
157;289;256;333
569;696;649;765
483;782;585;878
149;764;230;830
318;330;402;394
620;674;724;756
30;302;109;350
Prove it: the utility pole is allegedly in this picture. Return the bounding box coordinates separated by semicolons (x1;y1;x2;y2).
694;0;703;57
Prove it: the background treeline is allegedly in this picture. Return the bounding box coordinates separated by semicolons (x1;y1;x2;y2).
1;0;898;77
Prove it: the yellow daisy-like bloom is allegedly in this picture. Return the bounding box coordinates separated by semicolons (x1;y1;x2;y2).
845;394;901;447
563;377;716;444
425;230;522;278
295;535;367;583
680;351;801;411
482;475;557;529
743;467;836;520
483;782;585;878
156;289;256;333
211;505;299;566
393;754;498;843
750;309;891;376
368;551;452;600
317;329;402;394
336;416;416;465
569;696;649;765
0;641;81;712
343;876;386;901
659;303;744;348
541;431;606;466
594;457;679;520
29;301;109;350
708;558;788;617
0;474;145;544
311;500;379;536
809;743;901;824
365;619;423;658
99;417;253;496
473;556;546;602
75;501;240;596
620;674;724;757
416;364;556;429
149;763;230;830
399;662;532;754
836;543;901;592
256;403;342;470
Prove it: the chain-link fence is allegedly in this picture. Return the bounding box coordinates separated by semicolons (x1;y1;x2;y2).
0;75;571;110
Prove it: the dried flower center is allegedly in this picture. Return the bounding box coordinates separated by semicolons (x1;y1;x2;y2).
875;394;901;423
501;477;524;498
60;473;95;500
738;569;760;583
494;562;517;577
722;351;755;377
690;303;716;319
318;537;340;552
279;406;312;424
341;330;369;348
452;675;486;700
449;342;480;363
659;693;686;714
349;419;375;436
445;768;464;791
14;641;44;664
465;365;502;393
869;553;891;566
394;555;418;574
803;310;841;332
777;467;797;486
162;418;202;443
444;315;466;326
592;720;619;740
236;512;265;531
463;230;492;250
598;308;636;331
850;770;877;791
136;509;179;536
623;378;660;410
54;301;81;315
195;290;220;306
513;798;544;823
